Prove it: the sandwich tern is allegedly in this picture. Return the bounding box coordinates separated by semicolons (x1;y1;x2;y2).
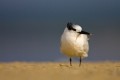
60;22;92;66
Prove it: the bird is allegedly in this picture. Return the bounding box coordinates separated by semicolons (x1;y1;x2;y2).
60;22;91;66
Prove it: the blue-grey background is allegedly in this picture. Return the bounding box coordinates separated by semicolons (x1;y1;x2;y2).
0;0;120;62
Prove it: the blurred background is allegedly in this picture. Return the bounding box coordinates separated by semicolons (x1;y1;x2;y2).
0;0;120;62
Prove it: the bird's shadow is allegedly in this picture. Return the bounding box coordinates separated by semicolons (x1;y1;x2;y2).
59;64;71;67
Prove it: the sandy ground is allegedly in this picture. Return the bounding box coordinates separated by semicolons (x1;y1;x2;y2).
0;62;120;80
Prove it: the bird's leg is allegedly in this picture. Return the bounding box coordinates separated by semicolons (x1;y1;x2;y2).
79;57;82;67
70;58;72;66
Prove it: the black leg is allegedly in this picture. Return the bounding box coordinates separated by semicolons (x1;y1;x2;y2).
79;57;82;66
70;58;72;66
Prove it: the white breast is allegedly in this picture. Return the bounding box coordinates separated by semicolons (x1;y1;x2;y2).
60;28;89;58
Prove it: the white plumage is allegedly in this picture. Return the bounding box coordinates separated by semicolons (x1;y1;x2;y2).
60;22;91;66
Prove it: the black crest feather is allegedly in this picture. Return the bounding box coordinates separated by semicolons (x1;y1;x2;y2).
67;22;76;31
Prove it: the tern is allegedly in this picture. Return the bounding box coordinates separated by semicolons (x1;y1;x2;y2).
60;22;91;66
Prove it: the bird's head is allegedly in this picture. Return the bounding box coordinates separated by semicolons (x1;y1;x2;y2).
67;22;82;32
67;22;92;36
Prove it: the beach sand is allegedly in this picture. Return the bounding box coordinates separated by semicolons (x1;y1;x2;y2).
0;62;120;80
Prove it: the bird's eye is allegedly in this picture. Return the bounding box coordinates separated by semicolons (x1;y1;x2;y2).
72;28;76;31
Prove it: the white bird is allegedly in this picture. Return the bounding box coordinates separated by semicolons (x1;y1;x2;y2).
60;22;91;66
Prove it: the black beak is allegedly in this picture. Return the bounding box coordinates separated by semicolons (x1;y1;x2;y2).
78;31;92;36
